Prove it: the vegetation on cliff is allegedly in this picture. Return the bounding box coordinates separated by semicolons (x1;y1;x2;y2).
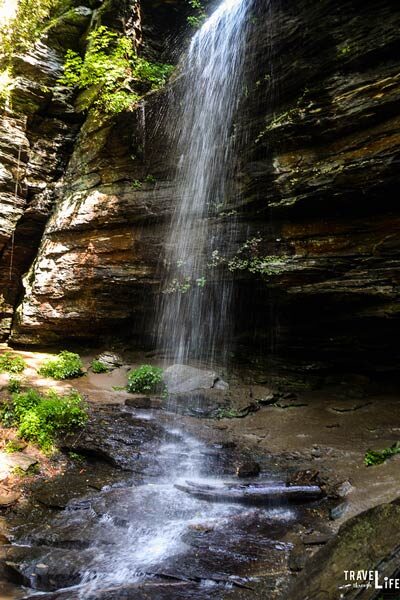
60;25;174;114
0;0;57;58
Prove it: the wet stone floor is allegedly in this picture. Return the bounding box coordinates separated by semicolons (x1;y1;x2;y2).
0;406;328;600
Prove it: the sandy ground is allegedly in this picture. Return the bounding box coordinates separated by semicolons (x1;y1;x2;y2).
217;388;400;528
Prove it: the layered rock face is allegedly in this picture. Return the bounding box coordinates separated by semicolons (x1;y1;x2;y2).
0;1;93;339
234;0;400;375
2;0;399;377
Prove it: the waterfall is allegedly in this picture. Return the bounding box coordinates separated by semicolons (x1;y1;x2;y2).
158;0;248;366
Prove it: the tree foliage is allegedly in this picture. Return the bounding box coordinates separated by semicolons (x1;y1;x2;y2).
0;0;58;58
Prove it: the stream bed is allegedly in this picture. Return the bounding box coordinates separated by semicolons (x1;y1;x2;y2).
0;403;328;600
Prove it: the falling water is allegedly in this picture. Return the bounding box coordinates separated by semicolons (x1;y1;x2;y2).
158;0;249;365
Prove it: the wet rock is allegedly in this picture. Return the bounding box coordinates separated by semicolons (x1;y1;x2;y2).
335;480;354;498
287;469;321;487
235;460;261;478
290;501;400;600
125;396;162;410
330;401;373;413
30;468;127;509
311;447;322;459
289;546;307;572
302;531;333;546
257;393;277;405
330;502;348;520
1;545;96;591
166;389;229;418
60;405;166;471
21;581;211;600
175;480;324;505
163;365;228;394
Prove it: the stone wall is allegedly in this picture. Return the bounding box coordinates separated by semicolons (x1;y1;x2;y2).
2;0;399;378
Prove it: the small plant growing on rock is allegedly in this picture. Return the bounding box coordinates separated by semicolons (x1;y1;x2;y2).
364;442;400;466
68;451;85;463
38;351;83;380
127;365;164;394
187;0;206;28
7;376;22;393
0;353;26;374
145;174;156;185
12;463;40;477
90;359;108;374
4;440;25;453
2;388;87;452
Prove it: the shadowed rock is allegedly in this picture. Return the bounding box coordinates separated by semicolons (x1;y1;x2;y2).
289;500;400;600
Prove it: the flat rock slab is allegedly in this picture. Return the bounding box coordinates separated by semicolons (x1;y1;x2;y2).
0;453;38;480
163;365;228;394
30;468;129;509
167;390;229;418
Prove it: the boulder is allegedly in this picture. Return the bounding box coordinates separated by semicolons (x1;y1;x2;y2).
0;453;38;480
95;352;124;371
163;364;228;394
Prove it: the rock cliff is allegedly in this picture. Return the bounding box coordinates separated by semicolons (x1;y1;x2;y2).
1;0;399;379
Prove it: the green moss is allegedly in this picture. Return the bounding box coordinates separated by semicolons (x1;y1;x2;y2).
127;365;164;394
12;463;40;476
338;44;352;57
214;407;246;419
4;440;24;453
0;68;13;110
38;351;83;380
68;451;85;462
208;237;288;277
